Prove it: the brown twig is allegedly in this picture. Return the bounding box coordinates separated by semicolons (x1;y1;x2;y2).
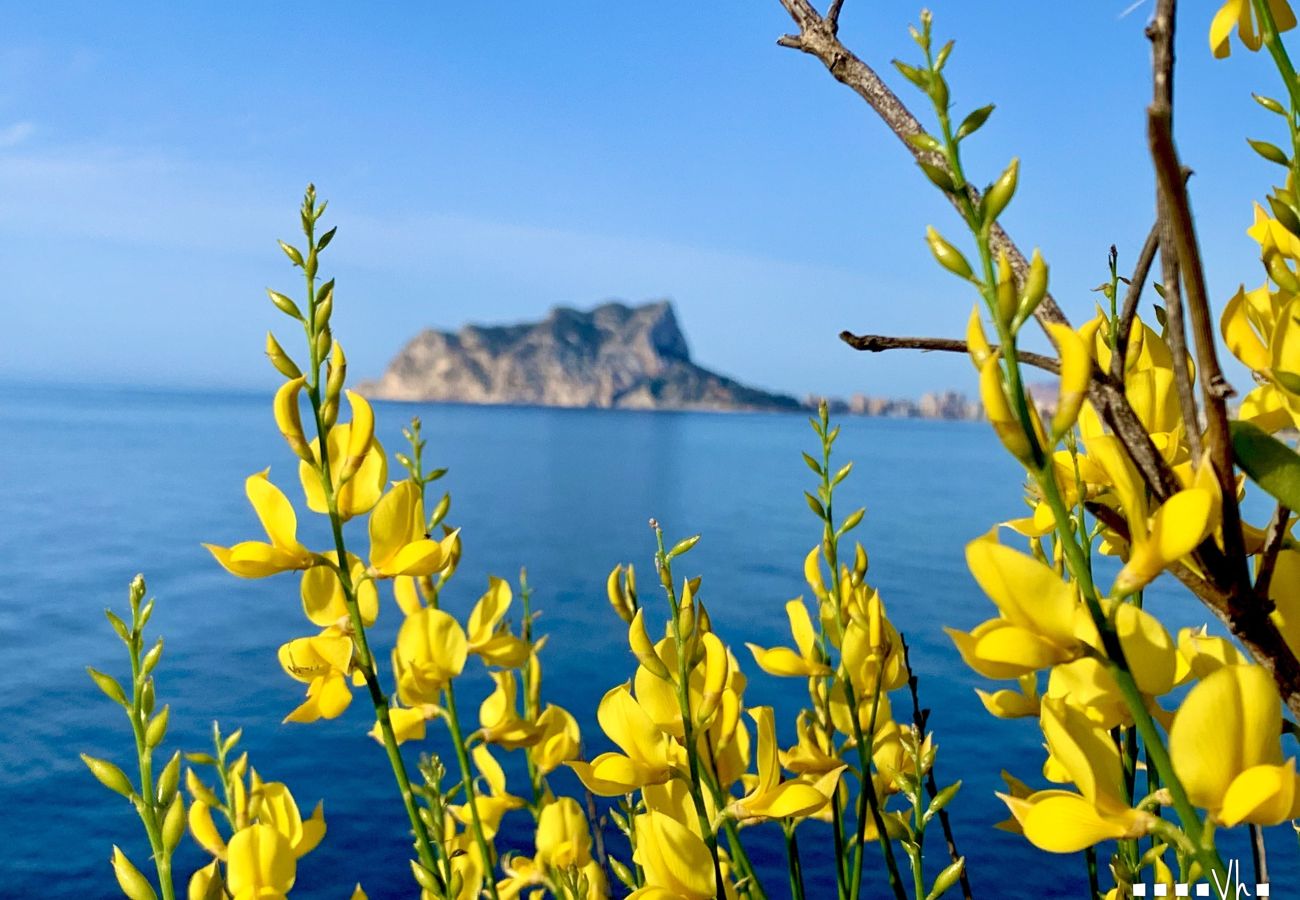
1113;223;1161;380
1148;0;1205;462
900;636;974;900
1254;503;1291;600
838;332;1060;374
772;0;1300;713
774;0;1181;503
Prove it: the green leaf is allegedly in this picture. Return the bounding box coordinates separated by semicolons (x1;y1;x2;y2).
1254;93;1287;115
891;59;930;90
802;451;823;475
955;104;994;140
1230;420;1300;510
918;161;956;192
805;491;826;520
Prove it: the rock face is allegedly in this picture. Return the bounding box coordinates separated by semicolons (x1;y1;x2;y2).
361;300;801;412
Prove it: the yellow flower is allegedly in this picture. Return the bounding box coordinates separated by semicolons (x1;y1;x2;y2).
727;706;844;823
534;796;593;868
1086;434;1218;594
531;704;581;774
479;671;542;749
567;685;684;795
450;745;524;840
1211;0;1296;57
368;481;457;578
780;710;843;774
466;576;530;667
945;533;1081;679
205;471;314;578
1170;664;1300;826
299;553;377;628
1000;698;1152;852
633;810;719;900
745;598;832;677
393;607;468;706
226;823;296;900
297;402;387;521
370;704;435;746
277;627;355;723
976;673;1041;720
255;780;326;858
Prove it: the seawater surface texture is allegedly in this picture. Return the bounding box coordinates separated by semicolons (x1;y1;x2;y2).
1;383;1289;899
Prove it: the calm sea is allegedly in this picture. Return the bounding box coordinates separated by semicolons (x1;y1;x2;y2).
0;383;1287;898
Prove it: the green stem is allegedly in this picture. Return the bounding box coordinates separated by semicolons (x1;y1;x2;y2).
654;529;728;898
815;415;907;900
784;821;808;900
128;617;174;900
443;682;503;900
1038;470;1225;881
294;205;441;881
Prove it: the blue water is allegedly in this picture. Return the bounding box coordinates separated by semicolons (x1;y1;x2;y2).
0;383;1291;899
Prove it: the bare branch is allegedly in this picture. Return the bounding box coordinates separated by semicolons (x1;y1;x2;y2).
1254;504;1291;601
1149;109;1247;579
1147;0;1204;461
1113;223;1160;379
826;0;845;31
838;331;1060;374
774;0;1183;503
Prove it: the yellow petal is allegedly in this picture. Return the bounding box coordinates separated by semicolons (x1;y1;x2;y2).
1220;760;1298;826
1019;792;1141;853
369;481;421;570
634;810;717;900
226;823;296;898
188;801;228;860
965;534;1078;646
1047;322;1093;437
468;576;512;647
1170;664;1283;813
745;643;831;677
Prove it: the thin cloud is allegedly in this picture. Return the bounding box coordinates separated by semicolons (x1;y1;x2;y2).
0;121;35;148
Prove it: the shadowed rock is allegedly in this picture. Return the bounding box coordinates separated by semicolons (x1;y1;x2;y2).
359;300;801;412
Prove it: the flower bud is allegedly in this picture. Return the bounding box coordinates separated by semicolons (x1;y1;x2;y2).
606;565;635;623
925;226;974;280
983;158;1019;225
273;377;315;463
1018;249;1048;322
278;240;304;267
87;667;128;706
142;638;164;674
186;768;221;807
313;289;332;332
161;793;185;854
314;327;332;362
111;847;157;900
339;391;374;484
978;356;1035;464
325;342;347;406
1047;322;1094;438
629;609;669;679
266;289;303;321
82;754;134;798
696;632;728;723
264;332;302;379
146;705;170;749
966;305;992;370
995;251;1016;326
157;751;181;807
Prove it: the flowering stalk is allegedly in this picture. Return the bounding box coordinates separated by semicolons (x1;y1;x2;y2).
286;186;441;880
651;523;727;896
83;575;182;900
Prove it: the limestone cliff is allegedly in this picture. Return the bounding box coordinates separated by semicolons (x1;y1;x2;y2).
359;300;801;412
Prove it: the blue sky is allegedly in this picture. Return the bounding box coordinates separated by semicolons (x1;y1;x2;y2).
0;1;1285;398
